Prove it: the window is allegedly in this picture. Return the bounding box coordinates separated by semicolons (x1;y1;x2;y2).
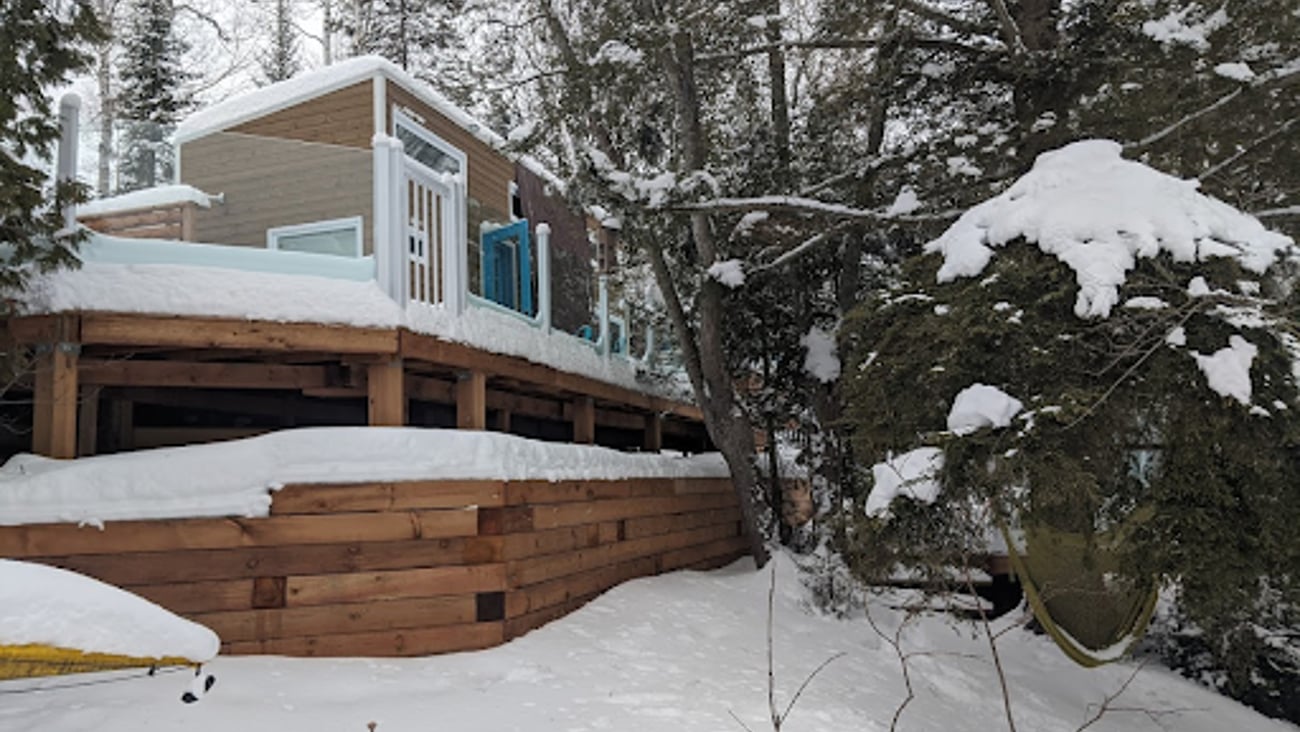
394;110;466;177
267;216;363;257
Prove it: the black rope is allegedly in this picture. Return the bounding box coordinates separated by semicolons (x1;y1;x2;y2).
0;664;190;696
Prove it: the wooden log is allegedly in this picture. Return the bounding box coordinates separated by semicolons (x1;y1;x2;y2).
623;507;741;541
79;314;399;355
659;535;748;573
0;509;479;558
503;478;674;506
367;358;406;426
572;395;595;444
127;579;255;613
271;480;504;514
643;413;663;452
455;370;486;429
504;556;657;620
500;522;621;561
80;360;332;390
27;536;503;585
285;564;506;607
193;594;477;642
505;522;740;588
527;493;737;531
221;621;503;657
672;477;735;495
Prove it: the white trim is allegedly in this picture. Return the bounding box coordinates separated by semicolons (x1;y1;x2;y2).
393;109;467;176
267;216;364;258
372;74;387;140
508;180;521;221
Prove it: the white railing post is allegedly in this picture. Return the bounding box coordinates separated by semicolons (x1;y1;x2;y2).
442;173;466;316
536;222;551;331
57;94;81;231
597;273;610;358
371;134;393;298
387;137;407;304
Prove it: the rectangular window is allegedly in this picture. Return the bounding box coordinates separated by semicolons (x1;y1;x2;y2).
394;110;466;177
267;216;363;257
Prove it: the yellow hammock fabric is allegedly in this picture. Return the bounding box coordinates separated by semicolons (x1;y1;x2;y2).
0;643;198;681
999;522;1159;668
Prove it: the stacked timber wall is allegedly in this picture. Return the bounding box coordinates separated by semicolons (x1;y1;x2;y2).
0;477;745;657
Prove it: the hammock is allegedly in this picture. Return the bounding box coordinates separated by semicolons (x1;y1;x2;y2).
0;643;199;681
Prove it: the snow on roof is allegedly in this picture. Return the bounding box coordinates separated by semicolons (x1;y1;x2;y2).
925;140;1294;318
175;56;566;192
0;559;219;662
0;427;729;527
77;184;216;218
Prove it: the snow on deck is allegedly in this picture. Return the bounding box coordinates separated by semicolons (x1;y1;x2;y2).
0;554;1286;732
77;185;217;218
0;428;728;527
0;560;219;662
19;238;655;395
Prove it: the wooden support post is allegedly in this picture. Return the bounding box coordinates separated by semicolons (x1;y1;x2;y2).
104;398;134;453
456;371;487;430
493;408;512;433
573;396;595;445
367;358;406;426
77;385;102;457
643;413;663;453
32;342;80;458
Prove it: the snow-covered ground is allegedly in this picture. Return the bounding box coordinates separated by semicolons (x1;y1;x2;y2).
0;555;1289;732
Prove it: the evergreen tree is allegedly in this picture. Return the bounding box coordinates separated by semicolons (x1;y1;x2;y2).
335;0;461;70
0;0;102;290
117;0;191;191
258;0;301;84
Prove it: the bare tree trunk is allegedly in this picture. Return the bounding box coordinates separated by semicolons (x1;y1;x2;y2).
96;0;116;195
764;0;790;170
665;30;770;566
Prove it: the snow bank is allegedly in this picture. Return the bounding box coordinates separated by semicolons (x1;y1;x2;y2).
1192;335;1257;405
924;140;1293;318
866;447;944;516
0;428;729;527
77;185;216;218
0;560;219;662
947;384;1023;435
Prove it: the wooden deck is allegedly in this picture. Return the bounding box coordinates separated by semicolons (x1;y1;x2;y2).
8;313;708;459
0;476;746;656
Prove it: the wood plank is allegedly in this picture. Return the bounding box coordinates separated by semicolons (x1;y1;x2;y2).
623;507;741;541
26;537;503;585
33;343;79;458
193;594;477;642
271;480;505;514
128;579;255;613
455;370;487;429
503;479;673;506
500;522;621;561
80;315;398;355
0;509;478;557
504;556;656;619
572;395;595;444
528;493;737;530
222;621;503;657
76;385;100;457
506;522;739;588
673;477;735;495
285;564;506;606
80;360;331;390
659;535;748;573
132;426;272;449
407;374;453;402
367;358;406;426
643;413;663;452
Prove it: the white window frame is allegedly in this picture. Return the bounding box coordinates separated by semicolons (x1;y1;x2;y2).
393;109;467;177
508;180;522;221
267;216;364;257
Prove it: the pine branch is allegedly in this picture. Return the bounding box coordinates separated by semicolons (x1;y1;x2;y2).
1200;118;1299;182
670;195;964;223
897;0;997;37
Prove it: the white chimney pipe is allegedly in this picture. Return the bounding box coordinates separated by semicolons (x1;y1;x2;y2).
57;93;82;231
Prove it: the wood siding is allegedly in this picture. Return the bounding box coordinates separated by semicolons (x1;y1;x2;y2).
1;477;745;657
516;164;592;334
230;81;374;150
181;132;373;252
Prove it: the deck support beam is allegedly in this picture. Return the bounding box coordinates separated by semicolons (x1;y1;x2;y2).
456;370;487;430
32;342;80;458
77;385;102;457
573;396;595;445
643;413;663;453
367;359;407;426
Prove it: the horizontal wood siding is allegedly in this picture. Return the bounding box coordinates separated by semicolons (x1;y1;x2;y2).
2;476;743;657
180;131;373;252
230;81;374;150
386;83;513;253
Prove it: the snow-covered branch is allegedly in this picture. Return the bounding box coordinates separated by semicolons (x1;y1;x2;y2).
1127;66;1300;152
670;195;963;223
1255;206;1300;219
897;0;996;37
697;35;998;63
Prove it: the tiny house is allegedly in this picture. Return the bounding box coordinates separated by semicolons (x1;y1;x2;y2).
166;55;592;333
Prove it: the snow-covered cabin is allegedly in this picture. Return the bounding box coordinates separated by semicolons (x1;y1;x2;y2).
83;56;593;332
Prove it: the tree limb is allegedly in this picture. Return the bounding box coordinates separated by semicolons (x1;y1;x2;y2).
670;195;963;223
985;0;1027;55
1199;118;1298;181
897;0;997;37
